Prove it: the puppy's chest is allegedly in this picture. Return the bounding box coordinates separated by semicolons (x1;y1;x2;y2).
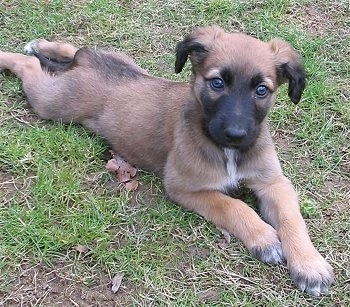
222;149;240;189
206;149;242;192
200;149;244;192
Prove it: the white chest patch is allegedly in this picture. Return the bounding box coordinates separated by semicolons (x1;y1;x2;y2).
223;148;240;189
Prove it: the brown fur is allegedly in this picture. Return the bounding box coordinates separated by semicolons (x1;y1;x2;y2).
0;26;333;295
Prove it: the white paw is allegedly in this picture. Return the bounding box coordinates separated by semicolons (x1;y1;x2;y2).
249;225;285;265
24;39;40;55
289;254;334;296
251;242;285;265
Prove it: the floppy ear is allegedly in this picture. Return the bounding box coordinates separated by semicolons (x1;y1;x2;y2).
269;39;307;104
175;37;208;73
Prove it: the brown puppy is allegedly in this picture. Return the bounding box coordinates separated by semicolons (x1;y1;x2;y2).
0;26;333;295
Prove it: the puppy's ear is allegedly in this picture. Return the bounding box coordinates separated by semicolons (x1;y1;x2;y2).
175;37;208;73
269;39;306;104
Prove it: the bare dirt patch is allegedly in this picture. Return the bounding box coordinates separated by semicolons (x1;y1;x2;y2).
0;170;30;207
285;2;349;37
0;170;22;197
6;106;43;127
0;262;134;306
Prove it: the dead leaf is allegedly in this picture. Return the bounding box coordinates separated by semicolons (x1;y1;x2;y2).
216;227;231;249
217;227;231;244
105;159;120;172
188;246;210;259
198;289;220;303
125;180;139;191
117;169;132;183
76;244;89;254
106;152;139;190
111;273;124;294
217;238;230;249
128;167;137;177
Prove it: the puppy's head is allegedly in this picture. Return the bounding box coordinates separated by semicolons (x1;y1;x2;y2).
175;26;306;151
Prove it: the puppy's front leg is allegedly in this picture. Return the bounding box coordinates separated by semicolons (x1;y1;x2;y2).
165;187;284;265
249;174;334;296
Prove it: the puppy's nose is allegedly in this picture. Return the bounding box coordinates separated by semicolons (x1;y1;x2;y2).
224;127;247;141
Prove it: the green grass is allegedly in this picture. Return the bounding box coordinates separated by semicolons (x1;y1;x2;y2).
0;0;349;306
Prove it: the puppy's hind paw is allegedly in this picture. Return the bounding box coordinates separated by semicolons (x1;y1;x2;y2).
251;242;285;265
24;39;41;55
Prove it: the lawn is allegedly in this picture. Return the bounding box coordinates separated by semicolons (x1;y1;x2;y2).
0;0;349;306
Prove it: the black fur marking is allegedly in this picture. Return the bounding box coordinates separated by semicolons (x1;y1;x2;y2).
290;268;333;295
279;63;306;104
250;73;264;88
219;67;234;86
199;83;260;152
251;243;285;265
33;52;74;73
75;48;143;80
175;38;208;73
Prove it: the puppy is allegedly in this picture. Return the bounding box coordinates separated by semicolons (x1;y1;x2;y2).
0;25;333;295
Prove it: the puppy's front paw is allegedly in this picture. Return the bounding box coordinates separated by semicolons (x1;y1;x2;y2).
24;39;41;55
289;253;334;296
249;226;285;265
251;242;285;265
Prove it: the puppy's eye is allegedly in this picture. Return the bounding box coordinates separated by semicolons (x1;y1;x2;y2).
210;78;225;91
256;85;269;97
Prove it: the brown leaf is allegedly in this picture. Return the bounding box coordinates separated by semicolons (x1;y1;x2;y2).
216;227;231;249
128;167;137;177
117;170;132;183
120;163;137;179
111;273;124;294
188;246;210;260
217;238;230;249
106;159;120;172
76;244;89;254
198;289;220;303
106;154;137;180
217;227;231;244
125;180;139;191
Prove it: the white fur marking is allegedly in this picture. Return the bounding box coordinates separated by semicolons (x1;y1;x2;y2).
223;148;239;189
24;40;39;55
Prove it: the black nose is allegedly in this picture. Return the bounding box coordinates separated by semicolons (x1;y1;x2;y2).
224;127;247;141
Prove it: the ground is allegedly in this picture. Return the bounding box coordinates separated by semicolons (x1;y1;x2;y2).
0;0;349;306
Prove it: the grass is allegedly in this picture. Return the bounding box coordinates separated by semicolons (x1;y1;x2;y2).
0;0;349;306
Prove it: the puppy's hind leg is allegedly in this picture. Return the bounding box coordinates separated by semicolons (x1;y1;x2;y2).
0;51;43;84
24;39;78;62
24;39;78;73
0;51;62;120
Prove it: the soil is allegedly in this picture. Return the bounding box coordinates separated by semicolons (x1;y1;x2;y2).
1;2;349;305
1;262;134;306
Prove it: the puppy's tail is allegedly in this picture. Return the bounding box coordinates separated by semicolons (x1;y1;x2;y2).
33;51;74;73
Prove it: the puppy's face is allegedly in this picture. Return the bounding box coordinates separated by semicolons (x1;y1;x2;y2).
175;26;306;151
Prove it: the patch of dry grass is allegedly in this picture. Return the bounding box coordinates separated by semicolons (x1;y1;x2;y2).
0;0;349;306
285;1;349;37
